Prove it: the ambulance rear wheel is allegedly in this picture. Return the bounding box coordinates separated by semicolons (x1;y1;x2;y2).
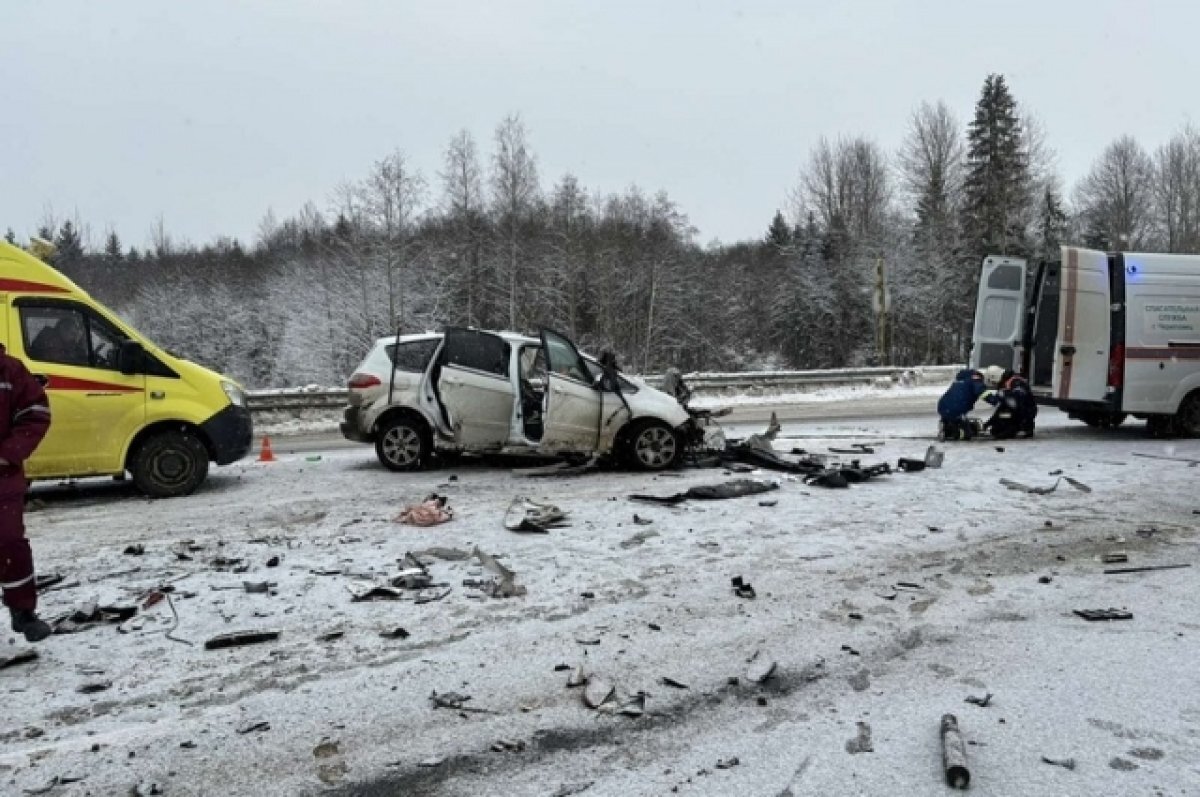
1176;392;1200;437
130;430;210;498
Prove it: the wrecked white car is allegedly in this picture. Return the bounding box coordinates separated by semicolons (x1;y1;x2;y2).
340;327;723;471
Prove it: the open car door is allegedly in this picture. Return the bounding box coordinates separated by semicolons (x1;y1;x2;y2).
969;256;1027;373
1053;247;1111;402
435;327;514;450
539;329;602;454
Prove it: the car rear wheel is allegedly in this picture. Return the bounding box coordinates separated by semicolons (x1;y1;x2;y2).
624;420;679;471
130;429;210;498
375;416;428;471
1175;392;1200;437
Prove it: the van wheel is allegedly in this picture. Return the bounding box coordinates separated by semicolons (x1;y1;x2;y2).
623;420;679;471
1148;414;1179;438
130;430;210;498
1176;393;1200;437
375;416;428;471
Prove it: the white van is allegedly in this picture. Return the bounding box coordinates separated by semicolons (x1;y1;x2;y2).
970;246;1200;435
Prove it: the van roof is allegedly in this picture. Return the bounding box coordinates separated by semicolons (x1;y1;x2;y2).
0;242;86;295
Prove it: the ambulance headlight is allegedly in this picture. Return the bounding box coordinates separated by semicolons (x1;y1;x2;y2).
221;381;247;408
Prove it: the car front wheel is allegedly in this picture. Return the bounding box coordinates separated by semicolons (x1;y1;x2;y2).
624;420;679;470
130;429;210;497
375;416;428;471
1176;392;1200;437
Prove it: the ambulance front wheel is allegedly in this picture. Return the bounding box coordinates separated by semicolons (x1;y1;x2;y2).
130;430;210;497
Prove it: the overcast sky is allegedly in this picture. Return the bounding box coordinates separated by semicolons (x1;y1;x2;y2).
4;0;1197;250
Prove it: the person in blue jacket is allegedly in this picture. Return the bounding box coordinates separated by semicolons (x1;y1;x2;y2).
937;368;988;440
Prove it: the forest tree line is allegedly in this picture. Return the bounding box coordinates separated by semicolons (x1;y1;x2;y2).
7;74;1200;388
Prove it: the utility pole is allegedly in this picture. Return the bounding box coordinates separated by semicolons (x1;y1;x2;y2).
873;257;891;365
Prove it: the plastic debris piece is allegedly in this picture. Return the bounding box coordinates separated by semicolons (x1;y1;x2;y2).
1041;756;1076;770
0;649;38;670
965;693;993;707
123;544;144;556
661;676;689;689
504;496;569;532
237;720;270;734
77;681;111;694
567;666;587;688
379;627;410;640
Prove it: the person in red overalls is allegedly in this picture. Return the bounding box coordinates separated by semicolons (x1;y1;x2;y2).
0;344;52;641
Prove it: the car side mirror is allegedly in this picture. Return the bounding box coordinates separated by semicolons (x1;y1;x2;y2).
118;339;144;375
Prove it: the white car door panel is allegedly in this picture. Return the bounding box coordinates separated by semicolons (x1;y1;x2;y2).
436;328;515;450
539;330;601;453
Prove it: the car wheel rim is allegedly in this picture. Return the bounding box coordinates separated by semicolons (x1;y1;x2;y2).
384;427;422;465
636;427;676;467
153;449;193;487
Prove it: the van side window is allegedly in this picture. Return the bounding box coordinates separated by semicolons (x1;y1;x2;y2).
387;339;439;373
21;305;127;370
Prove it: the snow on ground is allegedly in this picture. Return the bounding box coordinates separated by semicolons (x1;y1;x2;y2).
3;409;1200;797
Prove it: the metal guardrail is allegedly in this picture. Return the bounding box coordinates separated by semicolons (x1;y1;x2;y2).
246;365;962;413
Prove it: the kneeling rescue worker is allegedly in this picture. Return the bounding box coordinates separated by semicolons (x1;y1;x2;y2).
983;368;1037;439
937;368;987;440
0;344;53;641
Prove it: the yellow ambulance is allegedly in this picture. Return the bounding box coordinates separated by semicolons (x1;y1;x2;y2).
0;242;253;496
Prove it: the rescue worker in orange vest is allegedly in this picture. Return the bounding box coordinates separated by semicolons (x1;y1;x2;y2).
0;344;53;641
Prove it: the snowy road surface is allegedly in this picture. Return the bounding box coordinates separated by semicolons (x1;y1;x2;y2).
4;406;1200;796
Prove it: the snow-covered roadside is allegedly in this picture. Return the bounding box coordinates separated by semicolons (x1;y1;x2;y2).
2;413;1198;796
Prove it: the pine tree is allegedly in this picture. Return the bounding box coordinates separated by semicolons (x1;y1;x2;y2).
1036;184;1067;261
766;210;792;248
961;74;1030;261
54;220;85;271
104;230;124;262
3;228;15;245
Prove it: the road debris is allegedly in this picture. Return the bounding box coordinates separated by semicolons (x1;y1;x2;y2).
845;721;873;754
897;457;926;472
941;714;970;788
0;648;38;669
491;738;526;752
550;783;594;797
237;720;271;734
430;691;491;714
617;692;646;717
1041;755;1076;770
745;650;777;684
77;681;112;694
204;630;281;650
396;494;453;526
620;529;661;549
347;584;404;602
472;546;527;598
632;514;653;525
731;575;757;599
1104;563;1191;575
567;665;588;687
925;446;944;468
630;479;779;505
965;693;993;707
52;601;137;634
661;676;689;689
1074;609;1133;621
583;678;615;709
504;496;569;532
379;627;410;639
715;757;740;769
123;544;144;555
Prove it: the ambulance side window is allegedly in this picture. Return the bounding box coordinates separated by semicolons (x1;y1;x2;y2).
20;304;128;370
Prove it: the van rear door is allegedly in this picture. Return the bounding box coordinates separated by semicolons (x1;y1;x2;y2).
969;256;1027;372
1053;248;1112;403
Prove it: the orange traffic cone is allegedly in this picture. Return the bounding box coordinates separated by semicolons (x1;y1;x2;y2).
257;435;277;463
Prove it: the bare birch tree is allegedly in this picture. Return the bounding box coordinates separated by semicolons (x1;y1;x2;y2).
1074;134;1156;251
491;114;540;330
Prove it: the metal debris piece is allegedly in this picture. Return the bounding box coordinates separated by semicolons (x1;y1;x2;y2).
617;692;646;717
1101;551;1128;564
1063;476;1092;493
347;584;404;602
661;676;689;689
0;648;38;670
924;446;944;468
204;630;281;650
965;693;993;708
632;514;653;525
941;714;970;788
715;757;740;769
77;681;111;694
583;678;615;709
1041;755;1076;770
491;738;526;753
237;720;270;734
504;496;569;532
1000;477;1060;495
317;630;344;642
567;666;588;688
414;587;452;605
1074;608;1133;621
630;479;779;505
473;546;527;598
379;627;410;640
1104;563;1190;575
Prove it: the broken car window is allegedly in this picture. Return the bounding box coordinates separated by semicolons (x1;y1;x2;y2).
387;339;440;373
442;329;510;377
